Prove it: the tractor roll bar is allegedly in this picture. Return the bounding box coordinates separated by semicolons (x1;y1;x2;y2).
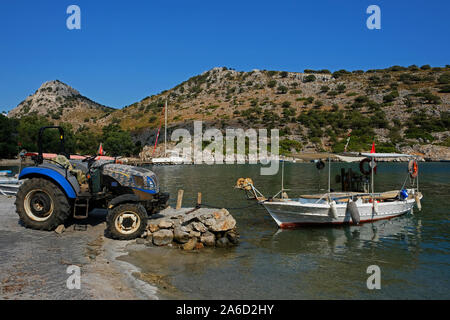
37;126;67;164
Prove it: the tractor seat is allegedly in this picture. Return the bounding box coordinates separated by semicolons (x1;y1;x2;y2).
54;155;87;185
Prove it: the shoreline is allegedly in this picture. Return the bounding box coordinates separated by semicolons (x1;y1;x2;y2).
2;158;450;167
0;196;163;300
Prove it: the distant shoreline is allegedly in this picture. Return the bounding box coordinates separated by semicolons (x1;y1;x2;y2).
1;158;449;166
0;159;20;166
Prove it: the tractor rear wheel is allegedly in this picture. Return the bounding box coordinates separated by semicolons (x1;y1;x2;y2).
15;178;71;230
106;203;148;240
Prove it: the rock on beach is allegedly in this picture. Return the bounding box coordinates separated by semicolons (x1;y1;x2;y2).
144;207;239;250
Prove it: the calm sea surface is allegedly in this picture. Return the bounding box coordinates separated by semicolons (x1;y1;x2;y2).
142;162;449;299
3;162;449;299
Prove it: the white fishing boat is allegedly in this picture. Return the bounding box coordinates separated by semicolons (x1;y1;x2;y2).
151;150;191;165
236;153;423;228
0;170;21;196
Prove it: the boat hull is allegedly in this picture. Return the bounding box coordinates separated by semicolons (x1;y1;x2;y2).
262;198;417;228
0;184;20;196
0;178;21;196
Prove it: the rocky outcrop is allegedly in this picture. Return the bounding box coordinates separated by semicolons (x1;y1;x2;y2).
152;229;173;246
400;144;450;161
139;207;239;250
7;80;112;129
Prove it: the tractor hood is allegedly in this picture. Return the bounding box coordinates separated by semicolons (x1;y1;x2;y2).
102;164;159;194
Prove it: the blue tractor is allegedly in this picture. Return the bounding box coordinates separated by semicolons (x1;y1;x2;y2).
15;126;169;240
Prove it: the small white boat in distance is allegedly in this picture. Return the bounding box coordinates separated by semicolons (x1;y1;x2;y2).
236;153;423;228
151;150;191;165
0;170;21;196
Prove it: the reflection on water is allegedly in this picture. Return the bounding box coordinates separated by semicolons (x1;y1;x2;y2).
3;162;449;299
141;162;449;299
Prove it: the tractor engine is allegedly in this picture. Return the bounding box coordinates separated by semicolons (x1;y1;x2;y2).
99;163;169;214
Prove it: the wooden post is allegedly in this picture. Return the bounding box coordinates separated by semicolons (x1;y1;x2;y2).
176;189;184;210
197;192;202;207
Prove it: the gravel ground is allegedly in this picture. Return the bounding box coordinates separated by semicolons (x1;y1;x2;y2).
0;196;154;300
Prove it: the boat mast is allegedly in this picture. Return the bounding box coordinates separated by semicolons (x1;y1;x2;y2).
164;99;167;157
328;157;331;194
274;160;288;199
371;157;375;196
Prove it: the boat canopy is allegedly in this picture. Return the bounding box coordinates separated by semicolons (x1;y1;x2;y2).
359;152;415;158
292;152;416;162
334;155;366;162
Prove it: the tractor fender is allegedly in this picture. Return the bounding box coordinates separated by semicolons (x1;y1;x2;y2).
19;167;77;199
108;194;140;210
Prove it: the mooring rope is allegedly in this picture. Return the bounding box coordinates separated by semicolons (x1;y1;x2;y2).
199;202;261;210
168;196;261;210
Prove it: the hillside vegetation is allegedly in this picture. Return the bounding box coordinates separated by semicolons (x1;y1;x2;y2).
4;65;450;159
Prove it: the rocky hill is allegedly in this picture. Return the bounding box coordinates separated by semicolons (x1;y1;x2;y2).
104;66;450;158
7;66;450;159
8;80;113;130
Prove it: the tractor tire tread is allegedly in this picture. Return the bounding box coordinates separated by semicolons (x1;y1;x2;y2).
15;178;71;231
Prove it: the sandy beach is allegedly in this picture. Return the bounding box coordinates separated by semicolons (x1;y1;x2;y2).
0;196;162;300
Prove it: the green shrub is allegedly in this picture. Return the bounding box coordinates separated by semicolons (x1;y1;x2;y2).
303;75;316;83
383;91;399;103
327;90;338;97
332;70;350;78
337;84;346;93
387;65;407;72
277;85;288;94
415;90;441;104
320;85;330;93
438;73;450;84
439;85;450;93
267;80;277;88
280;139;302;155
281;101;291;108
314;100;324;108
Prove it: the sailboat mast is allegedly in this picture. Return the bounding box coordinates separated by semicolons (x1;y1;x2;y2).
328;157;331;194
164;99;167;157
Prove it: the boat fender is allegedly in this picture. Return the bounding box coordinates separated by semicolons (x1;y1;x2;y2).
415;193;422;211
347;200;360;224
315;160;325;170
399;189;409;200
373;200;379;214
359;158;377;176
408;160;419;178
329;201;338;219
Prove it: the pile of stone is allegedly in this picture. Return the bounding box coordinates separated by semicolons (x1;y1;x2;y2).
138;207;239;250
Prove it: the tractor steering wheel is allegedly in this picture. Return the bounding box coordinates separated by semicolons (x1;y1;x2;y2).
82;155;98;167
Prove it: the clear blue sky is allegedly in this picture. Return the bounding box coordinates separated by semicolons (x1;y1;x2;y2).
1;0;449;112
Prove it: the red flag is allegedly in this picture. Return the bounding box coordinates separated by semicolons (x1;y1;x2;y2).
370;141;375;153
97;143;104;156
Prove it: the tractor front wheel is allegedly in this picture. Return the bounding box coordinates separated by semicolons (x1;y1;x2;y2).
15;178;71;230
106;203;148;240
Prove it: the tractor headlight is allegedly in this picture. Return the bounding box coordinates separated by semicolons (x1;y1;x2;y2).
133;175;144;187
145;176;155;189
